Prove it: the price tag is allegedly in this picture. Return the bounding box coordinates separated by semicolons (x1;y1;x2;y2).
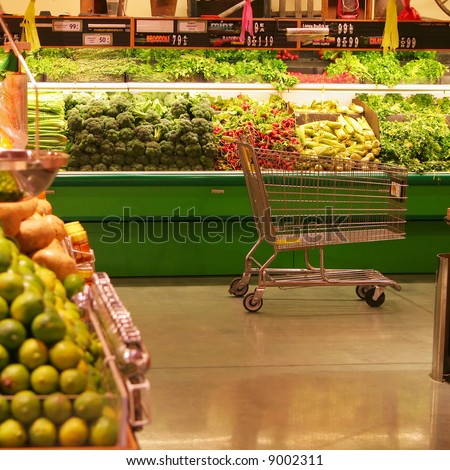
83;33;113;46
52;20;82;32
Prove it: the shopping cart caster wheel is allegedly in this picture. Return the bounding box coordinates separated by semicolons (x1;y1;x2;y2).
243;293;263;313
356;285;371;300
364;287;386;307
229;278;249;297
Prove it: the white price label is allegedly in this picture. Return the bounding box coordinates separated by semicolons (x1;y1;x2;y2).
52;20;82;32
83;33;113;46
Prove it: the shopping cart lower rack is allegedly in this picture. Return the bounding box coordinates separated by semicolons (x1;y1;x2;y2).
228;140;408;313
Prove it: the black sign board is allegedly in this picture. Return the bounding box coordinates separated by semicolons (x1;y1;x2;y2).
188;0;268;18
1;16;132;48
300;20;450;51
134;18;298;49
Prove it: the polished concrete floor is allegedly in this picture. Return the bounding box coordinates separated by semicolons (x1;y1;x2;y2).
113;274;450;450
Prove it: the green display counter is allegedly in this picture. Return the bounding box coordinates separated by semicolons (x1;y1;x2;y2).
47;172;450;277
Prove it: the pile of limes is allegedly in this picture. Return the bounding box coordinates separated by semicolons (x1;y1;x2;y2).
0;233;119;447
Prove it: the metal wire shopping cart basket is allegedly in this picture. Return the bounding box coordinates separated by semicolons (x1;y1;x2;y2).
228;140;408;312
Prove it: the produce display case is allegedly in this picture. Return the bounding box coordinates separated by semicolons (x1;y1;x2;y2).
39;81;450;276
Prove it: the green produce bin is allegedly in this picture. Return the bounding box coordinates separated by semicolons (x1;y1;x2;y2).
48;172;450;276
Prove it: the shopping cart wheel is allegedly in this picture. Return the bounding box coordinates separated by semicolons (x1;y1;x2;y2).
229;278;249;297
356;285;371;300
243;292;263;313
364;287;386;307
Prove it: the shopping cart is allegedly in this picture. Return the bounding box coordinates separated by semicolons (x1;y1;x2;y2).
228;140;408;312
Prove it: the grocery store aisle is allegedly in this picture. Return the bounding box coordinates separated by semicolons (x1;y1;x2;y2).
113;274;450;450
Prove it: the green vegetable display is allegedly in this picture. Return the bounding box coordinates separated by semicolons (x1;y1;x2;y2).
324;51;448;86
64;92;216;171
356;93;450;172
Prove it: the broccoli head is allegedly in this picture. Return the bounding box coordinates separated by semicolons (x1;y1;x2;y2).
84;117;105;135
112;154;126;165
165;129;182;144
66;109;83;135
99;139;115;156
101;154;114;167
103;116;120;131
135;124;154;143
181;132;199;146
191;117;214;135
159;140;175;157
126;139;146;158
115;141;127;156
202;142;217;158
170;97;190;119
109;164;123;171
105;129;120;144
85;100;109;118
119;127;135;142
89;154;102;165
145;141;162;158
93;163;108;171
67;156;80;168
79;165;93;171
130;163;145;171
116;111;136;129
190;102;213;120
175;143;185;157
175;118;193;134
185;143;202;159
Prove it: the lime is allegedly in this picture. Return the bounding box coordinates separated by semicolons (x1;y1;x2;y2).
17;254;35;272
53;279;67;301
35;266;57;292
0;418;27;447
31;311;66;345
18;338;49;370
0;296;8;321
43;289;56;307
59;416;89;447
59;368;87;394
89;415;118;447
43;392;72;424
0;343;10;369
0;238;12;273
10;289;45;326
0;396;10;422
30;364;59;395
0;271;23;302
0;363;30;394
0;318;27;350
11;390;41;424
74;391;103;422
49;339;82;371
63;273;85;299
22;273;45;294
29;417;57;447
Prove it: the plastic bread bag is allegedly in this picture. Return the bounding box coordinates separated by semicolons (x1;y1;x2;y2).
0;73;29;149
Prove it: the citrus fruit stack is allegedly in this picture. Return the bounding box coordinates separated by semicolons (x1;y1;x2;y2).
0;229;119;448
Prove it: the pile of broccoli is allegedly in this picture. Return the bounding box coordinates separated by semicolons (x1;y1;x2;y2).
64;91;217;171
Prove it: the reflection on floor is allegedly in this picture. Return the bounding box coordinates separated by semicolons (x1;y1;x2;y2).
113;274;450;450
